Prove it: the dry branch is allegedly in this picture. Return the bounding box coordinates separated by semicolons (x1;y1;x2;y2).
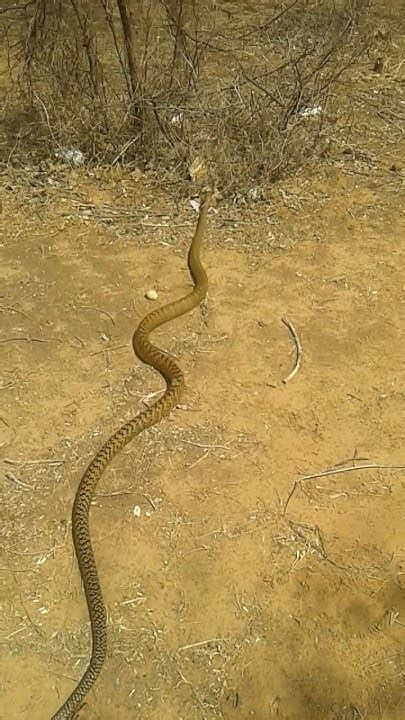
283;462;405;516
2;0;380;189
282;316;302;384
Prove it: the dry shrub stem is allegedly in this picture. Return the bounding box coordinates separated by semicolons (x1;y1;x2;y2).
2;1;383;189
116;0;141;117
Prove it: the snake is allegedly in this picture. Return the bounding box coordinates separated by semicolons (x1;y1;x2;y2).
52;193;211;719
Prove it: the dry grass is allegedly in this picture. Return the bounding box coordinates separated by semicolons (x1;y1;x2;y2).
2;0;400;194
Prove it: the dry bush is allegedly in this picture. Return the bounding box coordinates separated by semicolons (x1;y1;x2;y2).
202;0;376;190
1;0;381;192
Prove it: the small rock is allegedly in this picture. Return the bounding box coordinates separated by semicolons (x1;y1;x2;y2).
55;147;85;166
145;289;158;300
133;505;141;518
299;104;322;117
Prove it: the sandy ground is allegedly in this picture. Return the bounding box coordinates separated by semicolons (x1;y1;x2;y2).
1;148;404;720
1;4;404;715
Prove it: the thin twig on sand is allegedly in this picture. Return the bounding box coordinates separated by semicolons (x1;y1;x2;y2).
283;462;405;515
282;316;302;384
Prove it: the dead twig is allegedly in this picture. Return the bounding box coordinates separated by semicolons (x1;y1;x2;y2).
0;304;30;319
80;304;115;325
111;136;140;166
4;458;64;466
179;438;232;452
282;316;302;384
284;462;405;515
90;344;126;357
0;336;58;344
5;471;33;490
178;638;222;652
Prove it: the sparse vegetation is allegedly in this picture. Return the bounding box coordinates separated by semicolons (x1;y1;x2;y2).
1;0;392;191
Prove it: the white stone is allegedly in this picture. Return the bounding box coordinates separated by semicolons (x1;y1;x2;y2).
145;289;158;300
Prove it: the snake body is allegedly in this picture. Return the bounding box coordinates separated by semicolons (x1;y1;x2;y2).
52;195;210;719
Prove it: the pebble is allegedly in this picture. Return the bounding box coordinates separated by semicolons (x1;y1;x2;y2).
145;289;158;300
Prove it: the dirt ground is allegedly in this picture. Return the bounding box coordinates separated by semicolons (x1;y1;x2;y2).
1;145;404;720
1;2;405;717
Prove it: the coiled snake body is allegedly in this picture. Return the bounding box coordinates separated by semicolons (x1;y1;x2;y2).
52;195;210;719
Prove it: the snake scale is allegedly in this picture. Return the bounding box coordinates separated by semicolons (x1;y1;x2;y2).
52;194;211;719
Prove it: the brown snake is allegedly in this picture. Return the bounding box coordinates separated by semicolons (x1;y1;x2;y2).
52;194;211;719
